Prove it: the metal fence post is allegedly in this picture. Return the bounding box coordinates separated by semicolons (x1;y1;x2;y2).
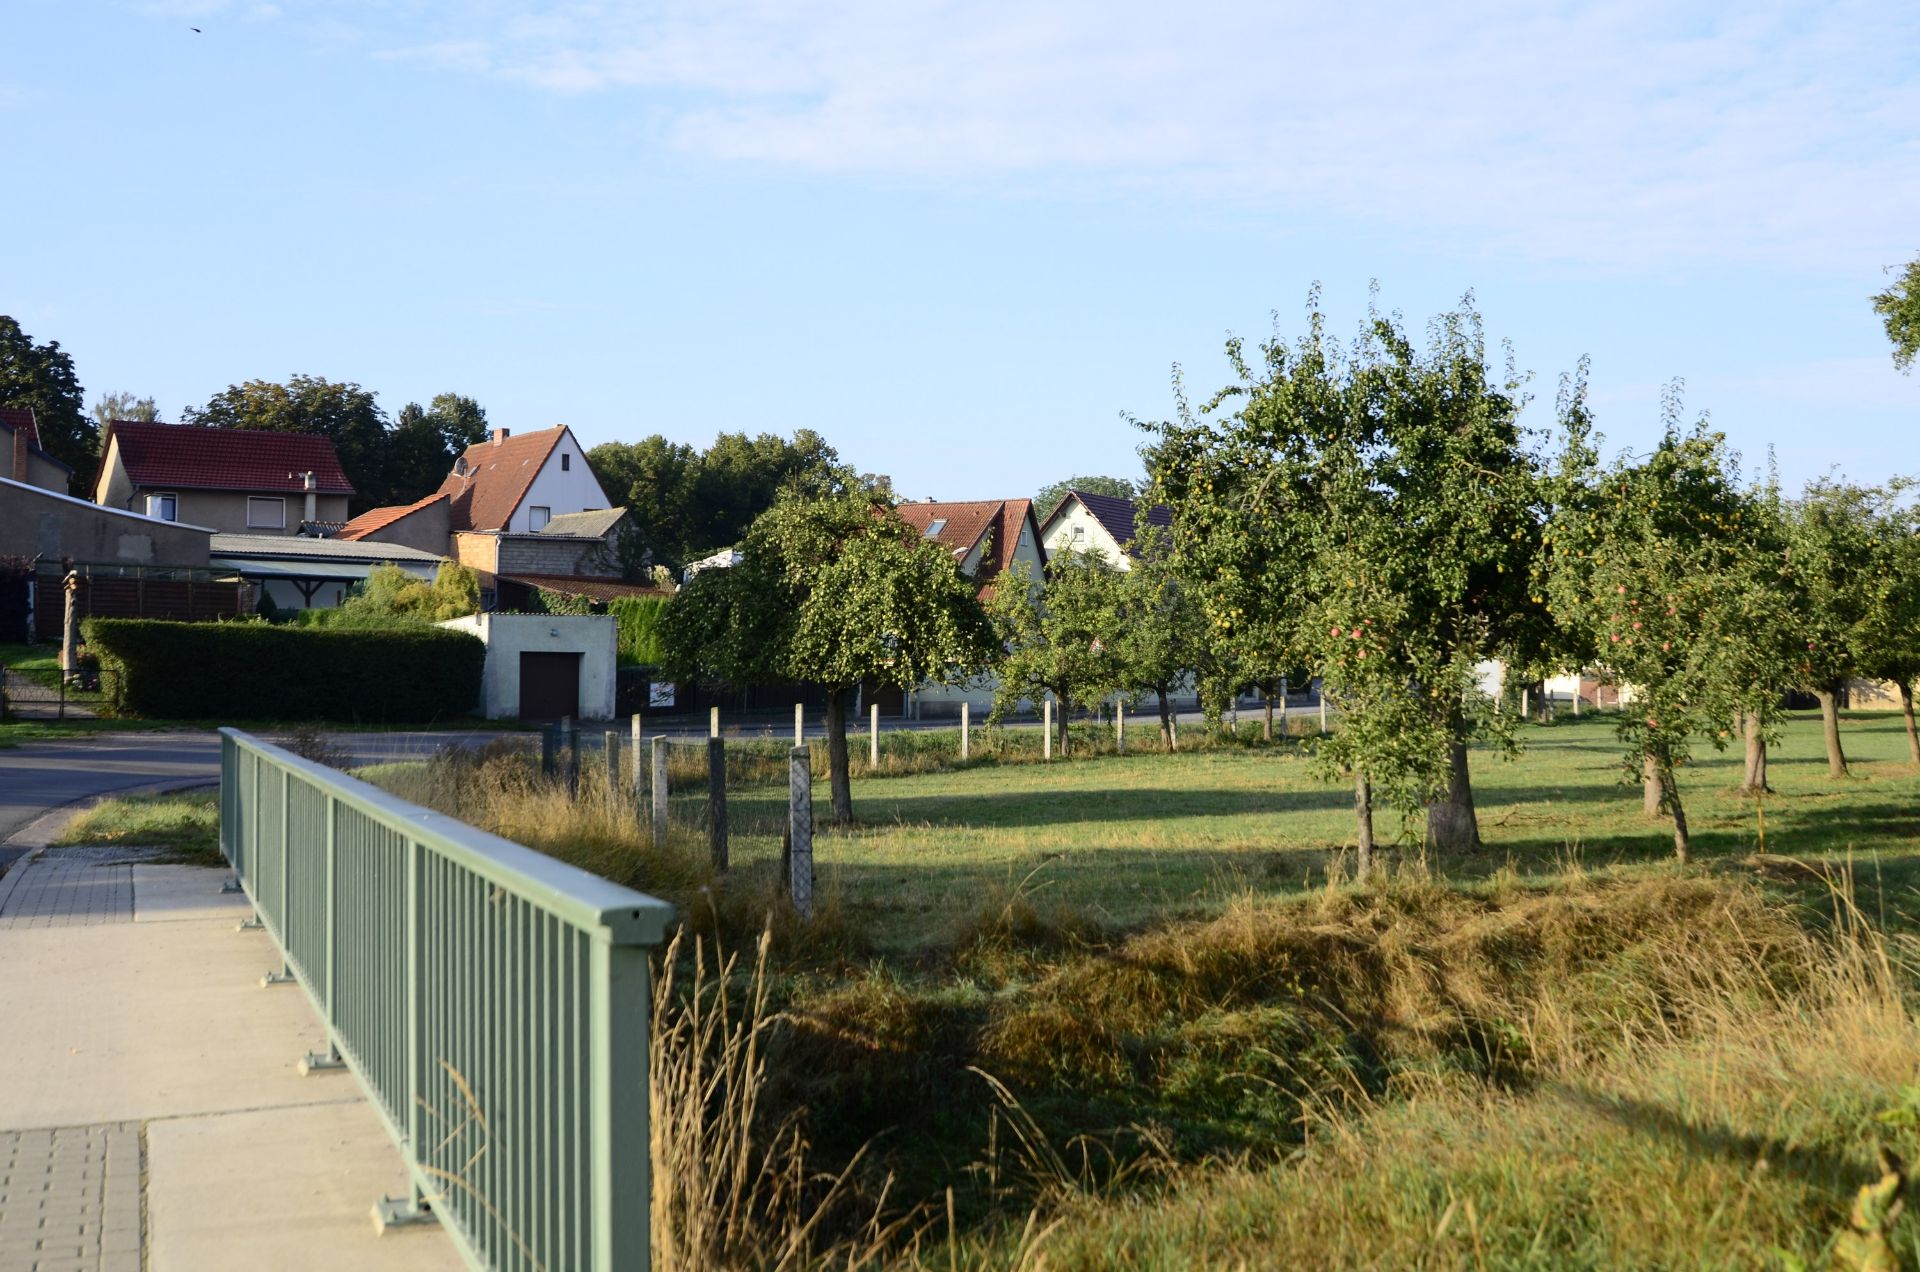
788;746;813;921
651;736;669;848
707;737;728;871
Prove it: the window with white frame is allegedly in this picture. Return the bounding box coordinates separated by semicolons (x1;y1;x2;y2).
529;506;552;530
146;493;178;521
247;496;287;529
923;518;947;537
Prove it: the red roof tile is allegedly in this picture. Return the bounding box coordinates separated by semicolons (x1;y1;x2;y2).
435;428;565;532
0;407;42;451
105;421;354;494
896;498;1044;597
337;492;449;541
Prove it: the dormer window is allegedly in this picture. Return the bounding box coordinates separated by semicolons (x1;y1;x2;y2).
923;518;947;537
454;457;469;477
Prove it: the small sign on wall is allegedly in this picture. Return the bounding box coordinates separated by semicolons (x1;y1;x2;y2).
648;681;677;709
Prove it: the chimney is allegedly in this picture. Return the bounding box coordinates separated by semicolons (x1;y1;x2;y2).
301;471;318;524
9;421;24;483
492;427;511;446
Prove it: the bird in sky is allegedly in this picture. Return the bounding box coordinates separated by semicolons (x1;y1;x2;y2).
189;26;201;33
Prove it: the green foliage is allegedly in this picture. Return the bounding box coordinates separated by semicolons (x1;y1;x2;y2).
385;394;488;507
988;552;1127;752
1147;290;1547;836
89;391;159;427
297;563;480;628
1108;525;1206;728
588;429;843;572
531;587;596;616
1034;474;1139;523
608;595;669;665
1786;478;1913;694
84;618;485;721
0;314;95;481
1872;255;1920;373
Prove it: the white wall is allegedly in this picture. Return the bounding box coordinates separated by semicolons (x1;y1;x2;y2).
1039;501;1128;568
438;613;618;720
506;431;611;533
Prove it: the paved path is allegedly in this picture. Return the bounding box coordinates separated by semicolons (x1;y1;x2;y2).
0;836;463;1271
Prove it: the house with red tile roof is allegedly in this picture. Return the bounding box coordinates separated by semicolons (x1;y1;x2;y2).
1038;489;1173;569
0;406;75;493
895;498;1047;600
336;491;452;556
436;425;608;534
92;420;353;536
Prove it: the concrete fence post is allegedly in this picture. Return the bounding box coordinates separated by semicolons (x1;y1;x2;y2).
1318;690;1328;737
709;705;720;739
603;731;620;812
650;736;669;847
630;714;645;802
1044;697;1053;761
1116;699;1125;753
1520;686;1530;719
707;737;728;871
1573;689;1582;717
960;701;970;761
788;746;813;921
1279;678;1289;739
563;716;580;798
869;702;879;769
794;702;804;747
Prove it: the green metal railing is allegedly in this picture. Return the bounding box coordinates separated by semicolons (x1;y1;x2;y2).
219;728;674;1271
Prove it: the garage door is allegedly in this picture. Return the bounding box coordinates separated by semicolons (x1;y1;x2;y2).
519;651;582;721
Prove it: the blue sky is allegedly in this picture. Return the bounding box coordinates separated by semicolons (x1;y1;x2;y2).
5;0;1916;500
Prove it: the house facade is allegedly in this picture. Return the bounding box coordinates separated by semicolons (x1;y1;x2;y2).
93;420;353;535
893;498;1048;718
1038;489;1173;569
0;407;74;493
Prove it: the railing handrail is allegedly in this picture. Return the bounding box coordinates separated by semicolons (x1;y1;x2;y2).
220;728;674;943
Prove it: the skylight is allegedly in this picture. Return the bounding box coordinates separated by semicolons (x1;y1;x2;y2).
923;518;947;537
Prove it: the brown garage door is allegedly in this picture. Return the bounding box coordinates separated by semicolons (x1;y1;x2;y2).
519;651;582;721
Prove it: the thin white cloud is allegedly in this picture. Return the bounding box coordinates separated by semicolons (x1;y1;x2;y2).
377;1;1920;271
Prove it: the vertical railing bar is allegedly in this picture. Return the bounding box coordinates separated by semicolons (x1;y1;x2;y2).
325;799;337;1031
405;834;422;1208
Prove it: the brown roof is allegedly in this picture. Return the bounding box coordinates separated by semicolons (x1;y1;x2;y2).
498;574;672;603
896;498;1043;596
435;427;565;532
103;420;354;494
337;492;450;541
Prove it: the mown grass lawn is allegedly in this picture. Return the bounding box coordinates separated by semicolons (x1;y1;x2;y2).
705;710;1920;950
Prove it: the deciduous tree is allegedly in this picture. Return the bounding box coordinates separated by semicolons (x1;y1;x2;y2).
90;391;159;427
989;551;1127;756
1873;255;1920;373
660;490;994;823
184;376;390;513
0;315;95;483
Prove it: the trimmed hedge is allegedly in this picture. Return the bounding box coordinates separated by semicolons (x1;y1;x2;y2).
85;619;486;722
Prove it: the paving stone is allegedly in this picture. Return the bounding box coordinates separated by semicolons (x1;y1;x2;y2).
0;860;134;929
0;1121;141;1270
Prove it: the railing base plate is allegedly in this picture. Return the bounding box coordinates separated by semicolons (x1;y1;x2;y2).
236;916;263;931
260;969;296;988
371;1195;436;1236
299;1049;347;1076
220;876;243;894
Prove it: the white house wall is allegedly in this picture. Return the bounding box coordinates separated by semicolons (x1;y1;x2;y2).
505;433;611;533
1040;501;1129;568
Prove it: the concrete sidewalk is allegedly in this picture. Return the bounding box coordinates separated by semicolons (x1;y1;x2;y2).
0;844;462;1270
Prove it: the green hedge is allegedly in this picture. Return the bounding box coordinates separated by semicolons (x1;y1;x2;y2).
84;619;486;722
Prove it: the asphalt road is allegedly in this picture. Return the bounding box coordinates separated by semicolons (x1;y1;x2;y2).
0;733;225;875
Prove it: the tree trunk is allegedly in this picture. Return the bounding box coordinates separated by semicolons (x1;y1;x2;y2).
1738;711;1769;795
1263;691;1274;742
1901;682;1919;766
1815;684;1849;778
825;686;853;825
1426;727;1481;852
1354;770;1375;879
1642;750;1664;818
1662;760;1690;863
1156;686;1176;752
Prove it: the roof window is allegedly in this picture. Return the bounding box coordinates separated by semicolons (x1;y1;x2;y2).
923;518;947;537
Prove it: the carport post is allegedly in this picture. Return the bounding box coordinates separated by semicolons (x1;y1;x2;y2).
650;736;669;847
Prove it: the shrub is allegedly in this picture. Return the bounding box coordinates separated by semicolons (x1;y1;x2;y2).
297;563;480;629
609;595;670;665
84;618;485;721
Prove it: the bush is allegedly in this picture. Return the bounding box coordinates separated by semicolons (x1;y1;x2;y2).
297;563;480;630
84;618;486;722
609;595;669;665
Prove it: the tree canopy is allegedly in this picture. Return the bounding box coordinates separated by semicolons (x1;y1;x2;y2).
0;315;95;483
660;489;995;822
988;551;1126;756
589;429;843;572
1873;255;1920;373
90;392;159;428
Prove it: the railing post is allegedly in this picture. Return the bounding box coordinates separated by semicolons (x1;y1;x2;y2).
707;737;728;871
590;938;651;1271
650;736;669;848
